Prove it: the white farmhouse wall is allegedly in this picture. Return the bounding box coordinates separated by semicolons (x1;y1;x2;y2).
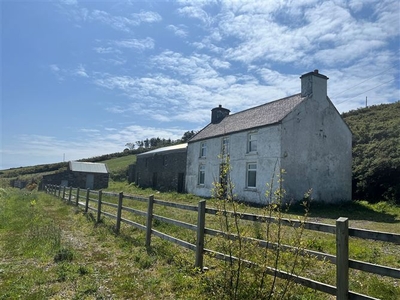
186;125;282;205
281;96;352;203
186;71;352;204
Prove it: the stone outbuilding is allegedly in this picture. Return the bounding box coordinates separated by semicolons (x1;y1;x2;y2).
41;161;109;190
135;143;187;193
186;70;352;204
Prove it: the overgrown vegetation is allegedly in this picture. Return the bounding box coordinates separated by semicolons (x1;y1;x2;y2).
208;158;313;299
1;185;399;299
342;101;400;203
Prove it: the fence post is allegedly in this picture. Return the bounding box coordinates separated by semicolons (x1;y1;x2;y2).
62;186;66;200
58;185;61;197
68;186;72;203
96;190;102;223
85;188;90;213
195;200;206;269
115;192;124;233
336;217;349;300
75;187;80;206
146;195;155;249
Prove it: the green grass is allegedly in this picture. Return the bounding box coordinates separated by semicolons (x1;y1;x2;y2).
101;154;136;173
1;185;399;299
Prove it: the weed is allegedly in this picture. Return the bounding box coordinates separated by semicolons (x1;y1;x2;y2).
54;247;74;263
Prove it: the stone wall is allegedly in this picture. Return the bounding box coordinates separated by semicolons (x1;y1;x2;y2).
135;150;187;192
41;171;109;190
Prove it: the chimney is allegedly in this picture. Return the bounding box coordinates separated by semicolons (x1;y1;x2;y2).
211;105;230;124
300;69;329;99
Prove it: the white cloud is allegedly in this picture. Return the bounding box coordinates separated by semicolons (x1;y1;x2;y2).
112;38;155;51
75;64;89;77
177;5;212;25
167;24;188;38
132;10;162;23
93;47;122;54
49;64;60;72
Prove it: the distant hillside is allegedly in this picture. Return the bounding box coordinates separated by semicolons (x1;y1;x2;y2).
342;101;400;203
2;104;399;203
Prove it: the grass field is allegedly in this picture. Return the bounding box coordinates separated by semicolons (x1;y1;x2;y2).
1;184;399;299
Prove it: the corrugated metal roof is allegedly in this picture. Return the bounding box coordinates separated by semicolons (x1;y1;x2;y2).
189;94;306;142
137;143;188;157
69;161;109;174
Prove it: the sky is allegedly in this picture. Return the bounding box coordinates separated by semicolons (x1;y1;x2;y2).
1;0;399;170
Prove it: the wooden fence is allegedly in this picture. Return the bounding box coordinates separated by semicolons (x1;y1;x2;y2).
45;184;400;300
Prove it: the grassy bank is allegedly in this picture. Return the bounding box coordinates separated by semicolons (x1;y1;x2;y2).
1;186;399;299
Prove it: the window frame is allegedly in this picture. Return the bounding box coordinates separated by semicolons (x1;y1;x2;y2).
198;164;206;185
200;142;207;158
246;162;257;188
221;137;230;156
247;132;257;153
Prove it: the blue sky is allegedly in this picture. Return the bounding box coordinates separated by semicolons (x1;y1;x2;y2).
1;0;399;169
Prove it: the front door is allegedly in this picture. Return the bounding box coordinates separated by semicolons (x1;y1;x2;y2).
177;173;185;193
86;174;94;189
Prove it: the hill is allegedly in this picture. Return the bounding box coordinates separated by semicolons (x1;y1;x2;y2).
342;101;400;203
2;103;399;203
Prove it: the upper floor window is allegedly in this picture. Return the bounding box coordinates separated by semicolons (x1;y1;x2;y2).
200;142;207;158
221;137;230;156
246;163;257;188
247;132;257;153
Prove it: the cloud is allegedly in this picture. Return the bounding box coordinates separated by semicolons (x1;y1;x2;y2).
93;47;122;54
132;10;162;23
112;38;155;51
49;64;60;72
177;5;211;25
75;64;89;77
166;24;188;38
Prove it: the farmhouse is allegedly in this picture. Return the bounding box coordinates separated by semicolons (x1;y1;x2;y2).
185;70;352;204
135;143;187;193
41;161;109;190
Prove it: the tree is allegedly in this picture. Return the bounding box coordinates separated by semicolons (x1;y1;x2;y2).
342;101;400;203
181;130;196;142
125;143;135;150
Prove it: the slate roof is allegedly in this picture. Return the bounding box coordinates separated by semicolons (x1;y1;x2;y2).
137;143;188;157
189;93;306;142
69;161;109;174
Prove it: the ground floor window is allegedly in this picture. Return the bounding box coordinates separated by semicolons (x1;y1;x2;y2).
198;164;205;185
246;163;257;188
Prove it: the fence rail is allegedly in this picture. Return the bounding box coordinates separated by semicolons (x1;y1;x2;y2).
45;184;399;300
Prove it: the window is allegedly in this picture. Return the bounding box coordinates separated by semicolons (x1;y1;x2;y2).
198;164;205;185
248;132;257;153
221;137;230;156
200;142;207;158
246;163;257;188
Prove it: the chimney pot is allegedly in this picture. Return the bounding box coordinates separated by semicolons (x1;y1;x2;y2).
314;69;319;74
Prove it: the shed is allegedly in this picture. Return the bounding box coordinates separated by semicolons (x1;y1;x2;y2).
135;143;187;192
41;161;109;190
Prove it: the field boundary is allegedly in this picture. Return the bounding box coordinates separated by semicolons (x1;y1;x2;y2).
46;185;400;300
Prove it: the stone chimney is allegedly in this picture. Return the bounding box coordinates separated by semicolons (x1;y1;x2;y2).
300;69;329;99
211;105;230;124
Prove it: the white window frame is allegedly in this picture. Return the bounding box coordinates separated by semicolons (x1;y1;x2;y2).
247;132;257;153
198;164;206;185
200;142;207;158
246;163;257;188
221;137;230;156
